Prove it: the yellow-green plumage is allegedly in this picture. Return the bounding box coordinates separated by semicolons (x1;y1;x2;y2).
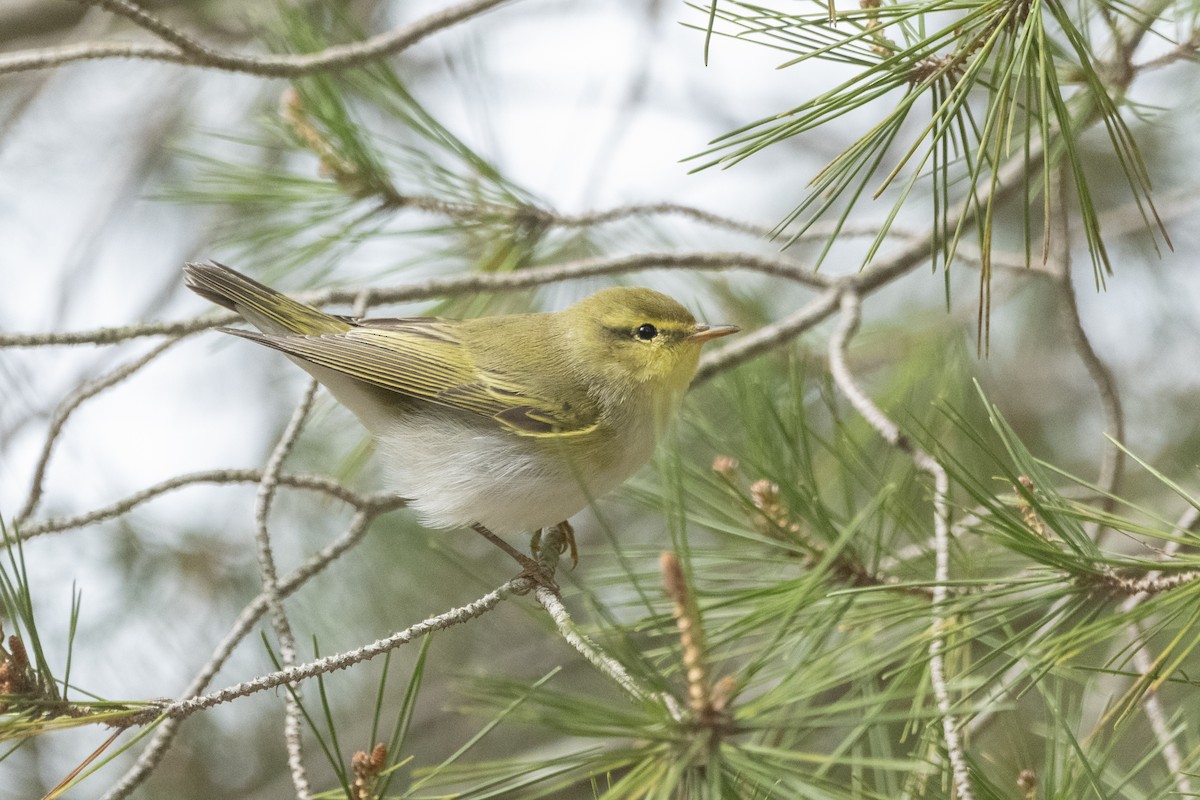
184;262;737;535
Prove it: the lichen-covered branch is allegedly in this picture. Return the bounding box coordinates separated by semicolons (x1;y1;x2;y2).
827;289;972;800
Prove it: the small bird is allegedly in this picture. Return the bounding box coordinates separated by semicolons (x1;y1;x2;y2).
184;262;737;579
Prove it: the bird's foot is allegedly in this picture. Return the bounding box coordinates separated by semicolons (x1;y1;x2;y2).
531;521;577;570
515;553;560;595
471;523;559;594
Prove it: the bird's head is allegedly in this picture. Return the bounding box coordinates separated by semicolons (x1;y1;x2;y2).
563;287;738;400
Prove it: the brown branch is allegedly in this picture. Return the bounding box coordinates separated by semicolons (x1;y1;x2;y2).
1048;170;1126;525
17;469;395;540
1;251;831;349
1093;566;1200;597
117;578;526;729
103;508;387;800
253;380;320;799
0;0;514;77
828;289;970;799
15;338;184;525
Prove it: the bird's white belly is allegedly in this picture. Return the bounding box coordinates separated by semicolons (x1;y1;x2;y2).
376;411;658;535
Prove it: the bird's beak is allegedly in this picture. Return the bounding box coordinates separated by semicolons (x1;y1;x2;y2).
687;324;740;343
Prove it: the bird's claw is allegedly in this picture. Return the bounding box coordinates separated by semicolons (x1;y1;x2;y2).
531;521;578;570
513;552;560;595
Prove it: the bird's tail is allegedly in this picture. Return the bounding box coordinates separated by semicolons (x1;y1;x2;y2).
183;261;350;336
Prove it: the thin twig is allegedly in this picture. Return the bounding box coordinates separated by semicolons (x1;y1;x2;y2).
103;509;390;800
15;338;183;524
73;0;219;57
1121;553;1192;793
1049;170;1125;526
254;380;320;800
1133;30;1200;72
218;249;836;295
696;287;842;382
0;0;513;77
140;579;524;723
1;251;832;349
535;587;659;707
967;511;1200;743
542;202;775;238
1118;507;1198;796
0;316;229;348
381;195;781;240
1;238;1041;391
827;290;971;800
17;469;383;539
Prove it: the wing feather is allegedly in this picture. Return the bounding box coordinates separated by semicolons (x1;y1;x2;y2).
222;320;598;437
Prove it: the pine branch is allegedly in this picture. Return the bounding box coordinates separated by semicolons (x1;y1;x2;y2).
827;288;972;799
0;0;514;77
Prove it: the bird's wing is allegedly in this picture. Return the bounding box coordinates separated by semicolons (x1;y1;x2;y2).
222;320;599;437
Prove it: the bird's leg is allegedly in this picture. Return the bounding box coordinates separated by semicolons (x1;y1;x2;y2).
530;521;578;570
530;527;542;557
557;520;578;569
471;523;558;593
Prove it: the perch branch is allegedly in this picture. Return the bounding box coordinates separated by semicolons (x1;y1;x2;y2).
537;587;660;708
143;578;524;722
103;508;391;800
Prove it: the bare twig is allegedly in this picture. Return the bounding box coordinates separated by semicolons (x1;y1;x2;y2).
1096;566;1200;596
535;587;659;707
827;289;971;800
103;509;391;800
0;0;513;77
1048;170;1125;525
1;251;832;349
1118;509;1196;797
0;317;228;348
15;338;183;525
17;469;390;540
75;0;220;57
1;237;1042;361
378;194;781;240
254;379;320;800
547;202;774;238
143;578;523;723
231;249;834;296
696;287;842;382
513;528;659;706
1133;30;1200;72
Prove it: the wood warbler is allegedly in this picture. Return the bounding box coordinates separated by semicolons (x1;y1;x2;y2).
184;262;737;574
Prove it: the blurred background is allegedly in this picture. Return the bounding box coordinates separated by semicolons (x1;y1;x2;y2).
2;0;1199;797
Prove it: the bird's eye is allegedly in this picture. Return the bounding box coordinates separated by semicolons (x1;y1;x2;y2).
635;323;658;341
